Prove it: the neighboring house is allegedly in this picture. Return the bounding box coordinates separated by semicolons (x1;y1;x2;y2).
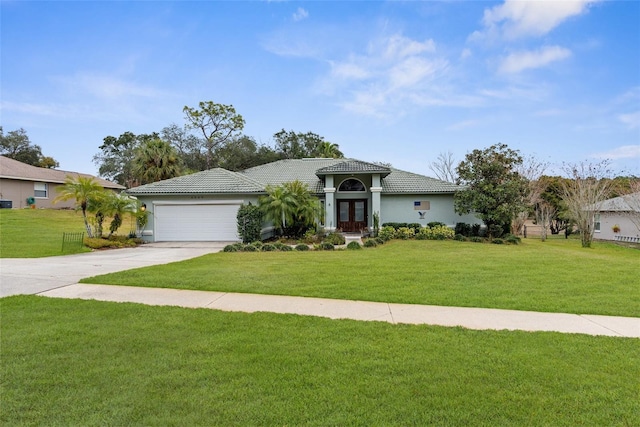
591;192;640;243
0;156;125;209
127;158;480;242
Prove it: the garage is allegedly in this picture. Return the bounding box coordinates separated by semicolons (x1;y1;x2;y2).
154;202;241;242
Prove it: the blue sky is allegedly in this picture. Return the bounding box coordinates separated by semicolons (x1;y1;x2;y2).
2;0;639;178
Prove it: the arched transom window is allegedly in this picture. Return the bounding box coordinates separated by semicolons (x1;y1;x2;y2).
338;178;366;192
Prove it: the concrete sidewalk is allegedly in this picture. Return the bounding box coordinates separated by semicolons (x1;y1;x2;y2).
40;284;640;338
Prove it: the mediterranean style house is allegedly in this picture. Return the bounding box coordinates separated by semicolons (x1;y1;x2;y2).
127;158;480;242
0;156;124;209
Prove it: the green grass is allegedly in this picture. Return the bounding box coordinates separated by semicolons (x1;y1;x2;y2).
0;209;92;257
84;239;640;317
0;208;140;257
2;296;638;426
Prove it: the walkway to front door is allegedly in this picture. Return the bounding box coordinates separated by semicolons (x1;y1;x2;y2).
337;199;367;232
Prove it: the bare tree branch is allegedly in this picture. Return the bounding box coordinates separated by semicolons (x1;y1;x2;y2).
429;151;458;183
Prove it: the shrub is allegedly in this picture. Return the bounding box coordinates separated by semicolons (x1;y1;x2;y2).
407;223;422;233
471;223;481;237
272;242;287;251
504;234;521;245
382;222;407;230
295;244;310;251
454;234;466;241
346;241;362;250
242;244;259;252
378;226;395;241
280;245;293;251
488;224;505;238
261;244;276;252
492;238;505;245
427;221;446;228
363;239;377;248
318;242;335;251
416;225;455;240
470;236;484;243
237;203;262;243
396;227;415;240
251;241;263;250
375;237;385;245
324;232;346;245
223;244;239;252
455;222;471;236
301;229;321;244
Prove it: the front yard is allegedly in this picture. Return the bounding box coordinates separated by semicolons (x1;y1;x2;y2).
2;296;638;426
83;239;640;317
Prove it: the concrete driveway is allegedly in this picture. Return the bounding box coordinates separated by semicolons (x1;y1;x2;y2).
0;242;228;297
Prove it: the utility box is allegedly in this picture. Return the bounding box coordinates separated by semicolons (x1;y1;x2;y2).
0;200;13;209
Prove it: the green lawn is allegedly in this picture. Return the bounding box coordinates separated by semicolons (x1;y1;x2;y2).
84;239;640;317
0;208;140;257
2;296;638;426
0;209;91;257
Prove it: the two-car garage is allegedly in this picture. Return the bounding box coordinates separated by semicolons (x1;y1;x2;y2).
153;202;241;242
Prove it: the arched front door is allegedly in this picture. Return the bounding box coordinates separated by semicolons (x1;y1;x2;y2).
338;199;367;232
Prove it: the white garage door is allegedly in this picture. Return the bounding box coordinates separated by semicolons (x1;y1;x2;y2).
154;203;240;242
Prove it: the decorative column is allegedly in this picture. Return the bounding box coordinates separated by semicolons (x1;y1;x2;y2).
370;173;382;227
324;175;336;231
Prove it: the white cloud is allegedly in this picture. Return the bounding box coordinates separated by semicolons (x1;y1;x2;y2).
460;48;472;60
593;145;640;160
292;7;308;22
57;73;164;101
377;34;436;60
499;45;571;73
619;111;640;129
389;57;447;89
330;60;370;80
318;33;451;117
446;119;481;131
474;0;600;41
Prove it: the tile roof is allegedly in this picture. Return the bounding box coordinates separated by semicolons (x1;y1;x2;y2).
126;168;265;195
125;158;461;196
0;156;124;189
242;158;459;194
588;192;640;212
316;160;391;176
381;169;459;193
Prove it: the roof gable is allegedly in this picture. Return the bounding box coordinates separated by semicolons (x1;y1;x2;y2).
0;156;124;189
316;160;391;177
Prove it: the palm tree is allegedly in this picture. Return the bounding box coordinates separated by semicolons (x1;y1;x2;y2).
259;184;297;235
315;141;344;159
132;139;183;185
259;180;321;237
101;192;137;237
54;176;103;237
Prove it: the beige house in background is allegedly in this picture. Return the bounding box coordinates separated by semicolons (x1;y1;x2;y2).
0;156;124;209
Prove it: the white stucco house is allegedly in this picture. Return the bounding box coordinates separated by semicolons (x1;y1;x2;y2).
592;192;640;243
126;158;480;242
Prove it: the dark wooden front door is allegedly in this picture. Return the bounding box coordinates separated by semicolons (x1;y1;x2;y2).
338;199;367;232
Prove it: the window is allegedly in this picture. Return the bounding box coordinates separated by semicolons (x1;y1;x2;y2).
594;214;601;232
34;183;48;198
338;178;365;192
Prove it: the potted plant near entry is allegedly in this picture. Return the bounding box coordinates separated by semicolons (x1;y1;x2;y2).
612;224;621;233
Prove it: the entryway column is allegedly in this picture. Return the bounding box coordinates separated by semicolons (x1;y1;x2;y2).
324;175;336;231
371;174;382;227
